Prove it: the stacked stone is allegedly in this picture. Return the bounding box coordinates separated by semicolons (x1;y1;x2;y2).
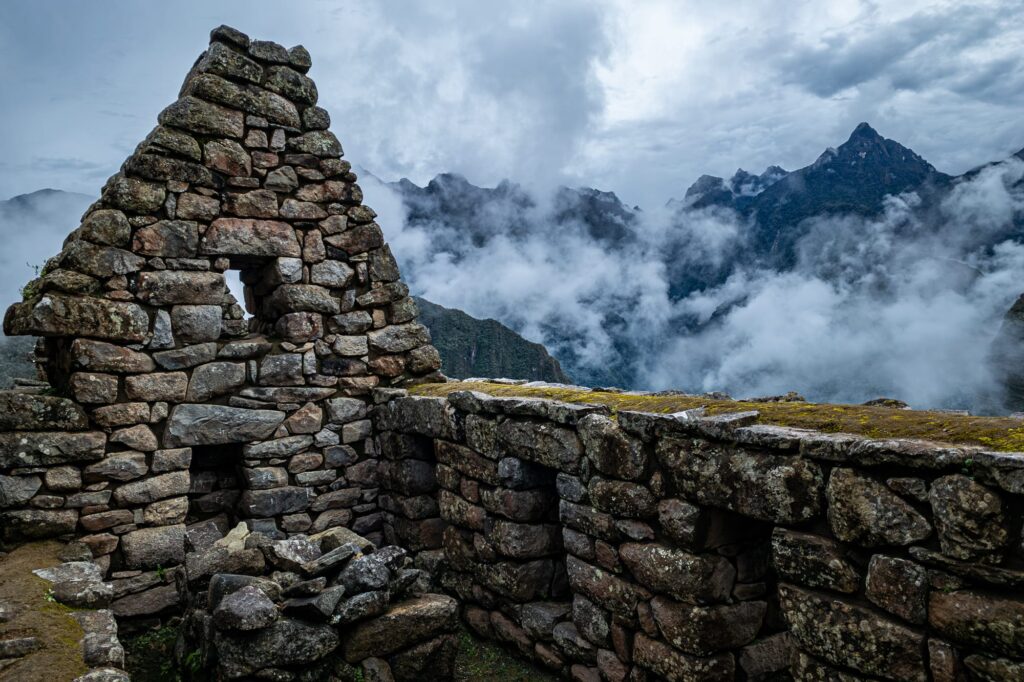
374;386;1024;682
0;391;107;543
374;395;452;574
0;24;442;621
176;522;458;681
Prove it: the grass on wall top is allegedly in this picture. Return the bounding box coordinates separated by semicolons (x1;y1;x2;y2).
411;381;1024;453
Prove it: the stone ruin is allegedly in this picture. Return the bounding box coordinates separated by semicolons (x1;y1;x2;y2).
2;23;1024;682
0;24;454;681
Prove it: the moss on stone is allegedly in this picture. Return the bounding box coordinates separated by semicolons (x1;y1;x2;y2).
0;540;88;681
123;624;181;682
454;630;556;681
411;382;1024;452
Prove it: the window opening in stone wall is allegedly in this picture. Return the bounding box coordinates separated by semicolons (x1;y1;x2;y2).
223;268;252;321
187;444;244;529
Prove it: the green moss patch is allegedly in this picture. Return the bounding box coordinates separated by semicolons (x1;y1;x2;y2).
0;541;88;682
454;631;557;681
123;624;183;682
412;381;1024;452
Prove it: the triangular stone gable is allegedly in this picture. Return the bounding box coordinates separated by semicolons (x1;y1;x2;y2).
5;23;441;390
0;25;442;562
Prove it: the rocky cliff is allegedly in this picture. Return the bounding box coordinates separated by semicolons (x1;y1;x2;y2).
414;297;570;383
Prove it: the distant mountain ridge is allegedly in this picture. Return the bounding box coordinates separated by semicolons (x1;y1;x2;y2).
679;165;789;211
677;123;953;267
414;297;570;383
388;123;1024;392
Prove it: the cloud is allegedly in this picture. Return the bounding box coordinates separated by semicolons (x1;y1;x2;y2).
776;4;1012;98
363;155;1024;412
1;1;1022;207
1;152;1021;414
643;158;1024;409
0;189;93;313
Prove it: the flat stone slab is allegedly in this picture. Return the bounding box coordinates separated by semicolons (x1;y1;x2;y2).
4;294;149;342
164;404;285;446
0;431;106;468
342;593;458;662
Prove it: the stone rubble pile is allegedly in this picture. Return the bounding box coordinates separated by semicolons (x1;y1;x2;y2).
176;522;458;680
0;23;441;623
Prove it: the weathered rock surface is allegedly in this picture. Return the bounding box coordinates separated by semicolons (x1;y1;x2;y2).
343;594;458;661
771;528;861;593
929;590;1024;658
0;431;106;468
121;524;186;569
164;404;285;446
213;585;279;631
779;583;927;681
826;468;932;546
929;474;1009;563
865;555;928;624
201;218;300;256
5;294;149;341
658;437;824;523
215;618;340;677
632;633;735;681
0;392;87;431
619;542;734;604
651;596;766;655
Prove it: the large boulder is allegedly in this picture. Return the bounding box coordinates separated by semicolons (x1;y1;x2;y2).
929;590;1024;659
1;509;78;541
657;436;823;523
200;218;300;257
632;633;735;681
650;596;766;656
0;431;106;468
0;392;87;431
121;524;186;569
578;413;647;480
929;474;1010;563
214;618;340;678
212;585;279;631
619;542;734;604
770;528;861;593
779;583;926;681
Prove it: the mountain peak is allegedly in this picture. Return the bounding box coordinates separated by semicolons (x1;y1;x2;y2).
849;122;881;140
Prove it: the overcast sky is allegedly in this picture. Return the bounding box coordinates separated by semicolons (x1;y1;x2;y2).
1;0;1023;207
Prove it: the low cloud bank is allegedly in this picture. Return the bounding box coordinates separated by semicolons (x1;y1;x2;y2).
364;158;1024;411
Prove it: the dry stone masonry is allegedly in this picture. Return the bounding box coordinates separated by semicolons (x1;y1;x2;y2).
373;389;1024;682
0;24;449;681
1;23;1024;682
1;23;441;567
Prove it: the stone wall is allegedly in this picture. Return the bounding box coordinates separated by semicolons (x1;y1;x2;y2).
374;388;1024;681
0;24;439;622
